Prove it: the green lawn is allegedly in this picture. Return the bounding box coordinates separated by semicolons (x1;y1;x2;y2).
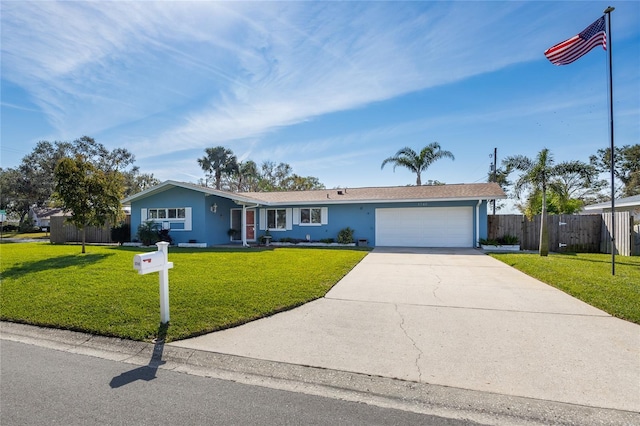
0;243;368;342
1;231;49;239
490;252;640;324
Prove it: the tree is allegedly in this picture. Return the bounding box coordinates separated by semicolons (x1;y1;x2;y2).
225;160;260;192
590;144;640;197
5;137;139;227
503;149;556;256
381;143;454;185
256;161;324;192
258;161;293;191
486;164;513;213
53;155;125;253
122;168;160;197
197;146;238;190
281;174;325;191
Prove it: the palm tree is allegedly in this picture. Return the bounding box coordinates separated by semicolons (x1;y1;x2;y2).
197;146;238;190
504;148;555;256
381;143;454;186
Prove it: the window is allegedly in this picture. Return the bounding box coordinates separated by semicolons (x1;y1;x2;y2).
267;209;287;230
295;207;327;226
148;208;185;220
300;208;322;225
142;207;191;231
167;208;185;219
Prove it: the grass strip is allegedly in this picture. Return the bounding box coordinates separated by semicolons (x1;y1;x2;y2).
489;252;640;324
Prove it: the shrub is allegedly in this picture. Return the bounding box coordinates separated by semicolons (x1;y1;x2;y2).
136;221;160;246
337;227;355;244
110;223;131;245
479;238;499;246
19;217;38;233
498;234;519;245
158;229;173;244
319;238;335;244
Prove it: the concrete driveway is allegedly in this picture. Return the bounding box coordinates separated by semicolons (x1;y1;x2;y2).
170;247;640;412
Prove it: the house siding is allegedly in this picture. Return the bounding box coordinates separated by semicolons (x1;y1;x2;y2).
129;186;491;247
131;187;242;245
255;200;488;246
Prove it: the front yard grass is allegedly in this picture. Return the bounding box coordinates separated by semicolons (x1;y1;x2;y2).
0;243;369;342
489;252;640;324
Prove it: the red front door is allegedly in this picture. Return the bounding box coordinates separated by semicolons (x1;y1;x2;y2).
245;210;255;240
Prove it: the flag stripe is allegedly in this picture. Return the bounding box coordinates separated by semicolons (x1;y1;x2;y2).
544;17;606;66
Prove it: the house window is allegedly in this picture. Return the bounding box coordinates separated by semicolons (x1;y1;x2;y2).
148;208;185;220
143;207;191;231
300;208;322;225
267;209;287;230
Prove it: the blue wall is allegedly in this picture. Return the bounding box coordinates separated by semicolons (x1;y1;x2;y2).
130;187;242;245
130;186;490;246
257;200;487;245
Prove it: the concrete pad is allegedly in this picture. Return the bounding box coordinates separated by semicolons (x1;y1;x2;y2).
170;248;640;412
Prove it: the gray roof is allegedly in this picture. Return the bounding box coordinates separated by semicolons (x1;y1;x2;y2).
583;194;640;210
123;181;506;206
242;183;506;205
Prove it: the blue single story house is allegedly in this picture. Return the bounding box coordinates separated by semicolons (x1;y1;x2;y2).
122;181;506;248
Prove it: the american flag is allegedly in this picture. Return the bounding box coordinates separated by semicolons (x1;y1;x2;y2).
544;16;607;66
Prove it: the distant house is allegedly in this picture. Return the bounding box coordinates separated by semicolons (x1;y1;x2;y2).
28;207;65;229
583;195;640;223
122;181;506;248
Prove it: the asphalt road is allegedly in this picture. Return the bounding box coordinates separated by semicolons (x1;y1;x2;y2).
1;340;483;426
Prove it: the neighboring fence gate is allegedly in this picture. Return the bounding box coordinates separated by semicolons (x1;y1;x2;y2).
488;212;636;256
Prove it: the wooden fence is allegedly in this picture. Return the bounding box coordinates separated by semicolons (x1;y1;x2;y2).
488;212;636;255
50;215;130;244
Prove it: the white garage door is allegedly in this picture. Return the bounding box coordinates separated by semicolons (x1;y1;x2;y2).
375;207;474;247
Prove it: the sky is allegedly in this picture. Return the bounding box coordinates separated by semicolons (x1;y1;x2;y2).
2;1;639;202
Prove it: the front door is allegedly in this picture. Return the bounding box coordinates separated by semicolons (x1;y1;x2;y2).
231;209;256;241
245;210;255;240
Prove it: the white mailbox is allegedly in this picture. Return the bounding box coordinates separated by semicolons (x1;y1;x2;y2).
133;242;174;324
133;251;167;275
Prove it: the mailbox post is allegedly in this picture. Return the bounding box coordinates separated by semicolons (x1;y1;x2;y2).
133;241;174;324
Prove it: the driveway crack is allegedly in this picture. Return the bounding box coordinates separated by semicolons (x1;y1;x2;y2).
394;304;423;382
430;267;443;302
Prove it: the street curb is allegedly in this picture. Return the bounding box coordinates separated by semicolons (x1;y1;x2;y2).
2;321;638;426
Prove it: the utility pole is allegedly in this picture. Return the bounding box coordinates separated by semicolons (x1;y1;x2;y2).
491;147;497;215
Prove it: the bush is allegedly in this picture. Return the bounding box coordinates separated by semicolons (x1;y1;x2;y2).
498;234;519;245
136;221;160;246
110;223;131;245
337;227;355;244
19;217;38;233
319;238;335;244
158;229;173;244
480;235;519;246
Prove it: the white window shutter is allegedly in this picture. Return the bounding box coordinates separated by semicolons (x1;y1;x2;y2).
259;209;266;230
184;207;192;231
286;208;292;230
321;207;328;225
141;208;147;221
293;208;300;225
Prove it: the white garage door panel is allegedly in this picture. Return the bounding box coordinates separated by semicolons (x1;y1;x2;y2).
375;207;473;247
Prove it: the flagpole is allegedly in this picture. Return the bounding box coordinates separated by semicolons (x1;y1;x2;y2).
604;6;615;275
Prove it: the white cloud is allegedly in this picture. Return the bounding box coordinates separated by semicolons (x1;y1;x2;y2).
2;0;638;171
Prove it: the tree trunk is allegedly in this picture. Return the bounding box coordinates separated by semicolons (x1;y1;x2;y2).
539;190;549;256
82;226;86;254
416;173;421;186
